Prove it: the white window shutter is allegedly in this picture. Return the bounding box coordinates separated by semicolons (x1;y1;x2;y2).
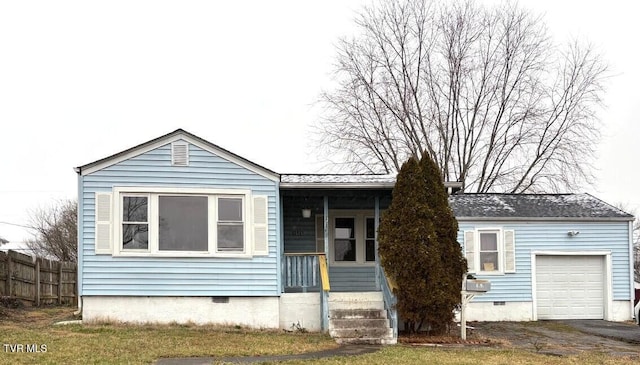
464;231;476;273
504;230;516;273
252;195;269;256
171;142;189;166
95;192;113;254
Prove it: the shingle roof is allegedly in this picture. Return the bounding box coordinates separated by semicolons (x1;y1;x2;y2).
280;174;396;188
449;193;634;220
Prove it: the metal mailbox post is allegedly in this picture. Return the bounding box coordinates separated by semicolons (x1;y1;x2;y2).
460;276;491;340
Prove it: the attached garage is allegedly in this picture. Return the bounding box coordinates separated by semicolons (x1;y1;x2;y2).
535;255;606;320
452;194;634;322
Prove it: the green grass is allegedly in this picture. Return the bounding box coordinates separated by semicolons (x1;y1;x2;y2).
1;307;638;365
0;307;336;364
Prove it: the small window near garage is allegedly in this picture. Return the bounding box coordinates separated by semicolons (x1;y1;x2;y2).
464;229;516;274
479;232;499;272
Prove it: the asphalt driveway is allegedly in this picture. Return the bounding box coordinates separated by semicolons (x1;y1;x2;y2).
472;320;640;357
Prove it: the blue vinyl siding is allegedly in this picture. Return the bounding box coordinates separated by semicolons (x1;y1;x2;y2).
459;221;632;302
329;266;377;292
80;141;279;297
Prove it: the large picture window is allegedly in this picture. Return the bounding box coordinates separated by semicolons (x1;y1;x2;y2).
159;195;208;251
114;188;252;256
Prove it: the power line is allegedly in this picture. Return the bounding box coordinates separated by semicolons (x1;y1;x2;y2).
0;221;31;229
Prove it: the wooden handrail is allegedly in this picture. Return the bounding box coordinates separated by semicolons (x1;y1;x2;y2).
317;254;330;292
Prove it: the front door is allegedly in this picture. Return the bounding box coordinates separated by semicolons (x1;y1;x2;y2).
315;211;378;292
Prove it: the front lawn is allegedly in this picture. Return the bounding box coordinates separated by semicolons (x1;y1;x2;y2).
0;307;336;364
1;307;637;365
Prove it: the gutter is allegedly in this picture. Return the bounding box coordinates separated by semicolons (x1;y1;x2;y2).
279;183;395;189
455;216;635;222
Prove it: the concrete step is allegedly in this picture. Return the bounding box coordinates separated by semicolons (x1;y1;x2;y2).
328;292;384;310
337;337;397;345
326;292;396;345
329;301;384;310
330;318;389;329
329;308;386;320
330;327;394;339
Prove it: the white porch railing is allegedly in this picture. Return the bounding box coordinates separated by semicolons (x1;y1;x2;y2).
284;253;323;291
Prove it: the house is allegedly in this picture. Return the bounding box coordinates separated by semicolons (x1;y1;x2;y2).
75;129;635;343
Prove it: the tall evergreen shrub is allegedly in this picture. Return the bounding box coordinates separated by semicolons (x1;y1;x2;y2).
378;153;467;334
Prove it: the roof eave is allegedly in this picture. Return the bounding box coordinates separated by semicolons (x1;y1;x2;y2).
75;129;280;181
455;216;634;222
279;182;395;189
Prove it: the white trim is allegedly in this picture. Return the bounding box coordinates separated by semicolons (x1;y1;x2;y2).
80;133;279;182
321;210;377;267
112;186;253;258
279;182;395;189
471;228;507;276
114;186;252;196
531;251;612;320
456;217;633;222
629;220;635;320
214;195;247;254
364;216;376;263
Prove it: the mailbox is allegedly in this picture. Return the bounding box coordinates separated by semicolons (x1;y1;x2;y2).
465;279;491;292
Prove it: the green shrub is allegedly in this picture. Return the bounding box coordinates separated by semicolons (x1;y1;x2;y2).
378;154;467;334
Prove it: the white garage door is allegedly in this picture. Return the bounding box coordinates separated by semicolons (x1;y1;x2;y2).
535;255;605;320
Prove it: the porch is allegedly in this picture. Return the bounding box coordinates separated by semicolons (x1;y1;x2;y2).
280;188;392;293
278;176;398;343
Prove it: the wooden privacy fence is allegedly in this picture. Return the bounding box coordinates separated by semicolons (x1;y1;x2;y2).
0;250;77;306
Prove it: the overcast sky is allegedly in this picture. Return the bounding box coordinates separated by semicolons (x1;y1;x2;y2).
1;0;638;242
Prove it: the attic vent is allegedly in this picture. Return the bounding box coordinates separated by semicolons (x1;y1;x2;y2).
172;142;189;166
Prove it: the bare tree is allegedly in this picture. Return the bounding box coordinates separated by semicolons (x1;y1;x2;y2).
317;0;607;193
26;200;77;262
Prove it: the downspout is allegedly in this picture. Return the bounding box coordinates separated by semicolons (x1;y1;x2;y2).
629;220;635;321
321;195;330;331
74;167;83;316
276;186;283;295
374;196;380;290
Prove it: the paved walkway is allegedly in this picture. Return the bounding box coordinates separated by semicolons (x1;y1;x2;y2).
154;345;381;365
